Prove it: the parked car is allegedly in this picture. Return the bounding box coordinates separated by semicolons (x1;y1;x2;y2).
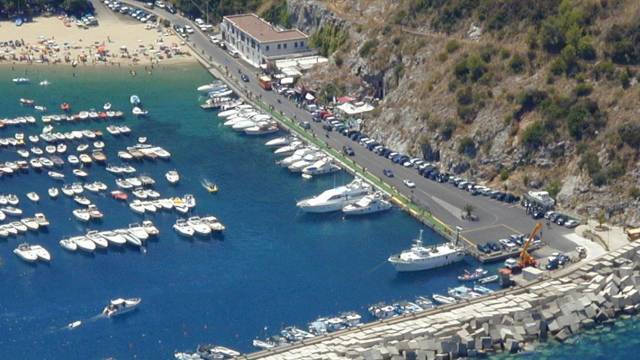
383;169;394;178
403;179;416;188
240;74;249;82
564;219;580;228
343;145;355;156
488;242;501;252
498;238;517;250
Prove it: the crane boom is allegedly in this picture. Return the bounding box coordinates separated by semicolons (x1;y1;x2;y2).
519;223;543;268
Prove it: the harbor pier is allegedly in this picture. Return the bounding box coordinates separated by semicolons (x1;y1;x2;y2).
238;240;640;359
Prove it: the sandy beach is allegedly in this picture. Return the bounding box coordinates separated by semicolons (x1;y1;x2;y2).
0;11;193;66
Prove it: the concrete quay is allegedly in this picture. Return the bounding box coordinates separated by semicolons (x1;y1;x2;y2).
239;241;640;359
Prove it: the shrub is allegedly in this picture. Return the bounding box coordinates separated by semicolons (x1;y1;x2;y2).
573;83;593;97
606;22;640;65
592;61;616;81
499;168;510;181
618;122;640;149
456;86;474;105
311;24;348;56
606;159;625;180
579;150;601;177
457;137;476;158
630;187;640;200
509;53;526;73
359;39;379;58
545;180;562;199
454;55;488;83
440;120;457;140
521;121;546;150
446;40;460;53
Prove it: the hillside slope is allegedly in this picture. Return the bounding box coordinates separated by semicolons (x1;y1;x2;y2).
286;0;640;226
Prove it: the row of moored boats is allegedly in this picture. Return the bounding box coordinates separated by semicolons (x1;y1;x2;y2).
59;221;159;252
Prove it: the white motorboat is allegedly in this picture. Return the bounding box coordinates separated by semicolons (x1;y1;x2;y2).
79;154;92;164
61;185;75;197
102;298;141;317
21;217;39;231
1;206;22;216
116;229;142;247
343;192;393;216
57;143;67;153
103;102;112;110
132;106;148;117
48;171;65;180
137;137;147;144
165;170;180;184
72;236;96;252
26;192;40;202
99;231;127;246
173;219;195;237
39;80;50;86
128;224;149;241
129;201;146;214
73;208;91;222
86;230;108;248
302;158;341;176
34;213;49;227
265;136;292;147
232;119;257;131
73;169;89;178
13;243;38;262
0;210;5;222
278;147;314;166
187;217;211;236
73;195;91;206
13;77;30;84
432;294;458;305
197;81;225;92
297;177;372;213
388;230;466;272
67;155;80;165
218;109;238;118
59;239;78;252
142;220;159;236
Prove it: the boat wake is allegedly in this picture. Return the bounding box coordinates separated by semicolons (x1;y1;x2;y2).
57;313;105;332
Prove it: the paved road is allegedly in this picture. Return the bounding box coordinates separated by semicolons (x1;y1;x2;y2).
104;0;576;254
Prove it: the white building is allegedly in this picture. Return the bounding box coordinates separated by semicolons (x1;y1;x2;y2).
221;13;311;68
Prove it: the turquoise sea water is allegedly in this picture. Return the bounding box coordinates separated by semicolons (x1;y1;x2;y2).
0;63;487;359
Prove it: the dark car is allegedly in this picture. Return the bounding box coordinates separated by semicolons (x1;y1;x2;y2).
343;145;355;156
240;74;249;82
166;5;176;13
546;259;559;270
383;169;394;177
488;242;501;252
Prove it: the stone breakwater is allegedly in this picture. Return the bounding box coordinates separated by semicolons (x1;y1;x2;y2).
241;241;640;360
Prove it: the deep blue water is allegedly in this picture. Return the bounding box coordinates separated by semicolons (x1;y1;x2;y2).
0;63;490;359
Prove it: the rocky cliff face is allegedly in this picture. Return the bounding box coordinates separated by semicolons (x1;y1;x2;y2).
286;0;640;227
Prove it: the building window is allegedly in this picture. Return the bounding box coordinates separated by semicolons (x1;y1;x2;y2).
265;45;269;51
300;41;305;47
277;44;281;50
294;42;298;48
283;43;287;49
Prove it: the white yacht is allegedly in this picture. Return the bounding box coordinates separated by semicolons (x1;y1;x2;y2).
102;298;141;317
279;147;316;167
265;136;292;147
296;178;372;213
173;219;195;237
59;239;78;252
72;236;97;252
343;192;393;216
187;217;211;236
387;230;465;272
302;158;341;175
166;170;180;184
273;141;303;156
128;224;149;241
26;192;40;202
288;153;326;172
86;231;109;248
99;231;127;246
14;243;51;262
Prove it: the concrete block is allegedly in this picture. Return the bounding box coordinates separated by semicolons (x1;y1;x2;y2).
480;337;492;350
505;339;520;354
554;327;572;342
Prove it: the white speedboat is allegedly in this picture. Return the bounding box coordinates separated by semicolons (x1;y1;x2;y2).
116;229;142;247
173;219;194;237
388;230;466;272
14;243;51;262
165;170;180;184
187;217;211;236
232;119;257;131
49;187;60;198
265;136;292;147
34;213;49;227
128;224;149;241
48;171;65;180
13;77;30;84
1;206;22;216
103;102;112;110
73;169;89;178
26;192;40;202
197;81;225;93
343;192;393;216
297;178;372;213
86;230;108;248
21;217;39;231
432;294;457;305
59;238;78;252
102;298;141;317
142;220;159;236
132;107;148;117
99;231;127;246
73;236;96;252
72;208;91;222
302;158;341;176
67;155;80;165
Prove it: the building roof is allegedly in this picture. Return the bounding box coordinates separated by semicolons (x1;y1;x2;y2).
224;14;308;43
